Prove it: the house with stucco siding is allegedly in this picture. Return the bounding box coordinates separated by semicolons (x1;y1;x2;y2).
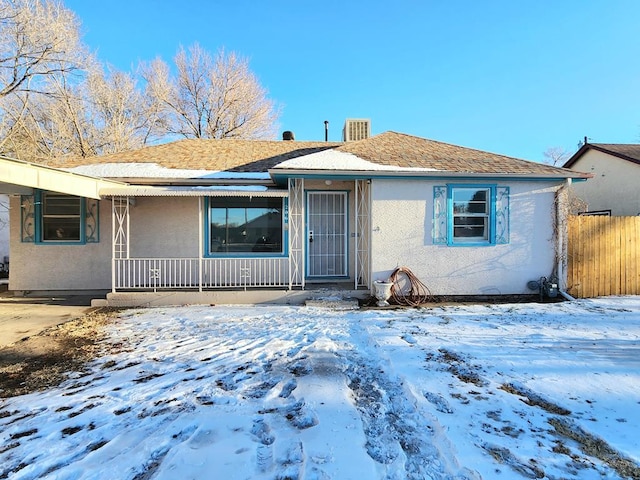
563;143;640;216
0;128;589;306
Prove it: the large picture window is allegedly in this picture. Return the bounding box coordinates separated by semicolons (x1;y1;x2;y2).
208;197;285;255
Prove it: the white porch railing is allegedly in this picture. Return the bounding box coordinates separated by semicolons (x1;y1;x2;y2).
113;257;294;291
201;257;290;289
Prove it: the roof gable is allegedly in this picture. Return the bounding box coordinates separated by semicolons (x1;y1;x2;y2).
564;143;640;169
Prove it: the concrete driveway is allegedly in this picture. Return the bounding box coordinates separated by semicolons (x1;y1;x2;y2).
0;291;97;347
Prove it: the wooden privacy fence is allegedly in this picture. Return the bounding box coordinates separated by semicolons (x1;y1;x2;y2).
567;215;640;298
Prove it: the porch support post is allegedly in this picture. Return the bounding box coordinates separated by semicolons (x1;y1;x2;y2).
198;196;203;292
355;180;359;290
288;178;305;290
300;178;305;290
355;179;371;289
111;196;130;293
111;198;115;293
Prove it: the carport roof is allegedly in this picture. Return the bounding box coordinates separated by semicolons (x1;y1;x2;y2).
0;155;126;199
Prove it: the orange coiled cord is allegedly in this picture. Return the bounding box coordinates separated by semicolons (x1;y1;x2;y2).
388;266;434;307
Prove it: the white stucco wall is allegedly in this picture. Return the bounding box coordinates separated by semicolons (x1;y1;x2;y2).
569;150;640;216
370;179;560;296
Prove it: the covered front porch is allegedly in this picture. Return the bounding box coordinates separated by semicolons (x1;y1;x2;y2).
105;178;373;302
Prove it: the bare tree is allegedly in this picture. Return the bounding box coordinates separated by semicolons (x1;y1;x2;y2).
0;6;279;161
0;0;86;97
2;63;163;161
543;146;571;167
142;44;279;140
82;65;164;154
0;0;89;158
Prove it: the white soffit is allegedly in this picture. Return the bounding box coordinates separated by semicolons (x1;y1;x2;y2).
99;185;288;197
0;156;126;199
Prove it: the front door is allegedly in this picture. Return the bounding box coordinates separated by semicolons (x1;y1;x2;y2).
306;191;347;278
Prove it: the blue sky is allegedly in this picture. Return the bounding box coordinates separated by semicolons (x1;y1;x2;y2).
65;0;640;162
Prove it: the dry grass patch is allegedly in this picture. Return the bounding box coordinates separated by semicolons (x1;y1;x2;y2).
0;308;122;398
549;417;640;480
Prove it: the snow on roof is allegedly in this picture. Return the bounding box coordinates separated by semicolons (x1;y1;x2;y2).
66;163;271;180
273;149;440;172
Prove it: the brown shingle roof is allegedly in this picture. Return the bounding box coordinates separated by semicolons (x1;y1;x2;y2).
564;143;640;168
50;132;584;178
337;132;579;176
50;139;342;172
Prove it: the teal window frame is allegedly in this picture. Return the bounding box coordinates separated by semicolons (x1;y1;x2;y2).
449;185;495;246
433;184;509;246
25;191;98;245
204;196;288;258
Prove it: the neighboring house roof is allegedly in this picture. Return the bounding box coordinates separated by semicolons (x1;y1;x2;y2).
47;131;585;180
563;143;640;168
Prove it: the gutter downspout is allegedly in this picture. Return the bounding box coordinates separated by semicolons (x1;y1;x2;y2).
557;178;576;301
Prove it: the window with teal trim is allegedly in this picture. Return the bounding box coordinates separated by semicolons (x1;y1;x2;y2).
21;191;99;244
207;197;285;255
42;193;82;241
452;187;490;243
433;185;509;246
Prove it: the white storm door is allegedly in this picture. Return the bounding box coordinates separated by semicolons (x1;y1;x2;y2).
307;192;348;277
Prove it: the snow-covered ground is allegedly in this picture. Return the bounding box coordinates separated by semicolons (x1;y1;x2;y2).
2;297;640;479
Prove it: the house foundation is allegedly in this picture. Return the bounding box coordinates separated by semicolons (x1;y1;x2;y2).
96;287;370;308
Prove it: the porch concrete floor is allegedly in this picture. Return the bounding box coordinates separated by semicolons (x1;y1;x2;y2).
103;286;371;308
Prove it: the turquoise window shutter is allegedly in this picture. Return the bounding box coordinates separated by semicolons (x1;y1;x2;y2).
20;195;35;242
432;186;447;244
495;186;510;244
85;198;99;243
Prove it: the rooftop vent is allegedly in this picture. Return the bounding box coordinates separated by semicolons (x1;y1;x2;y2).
282;131;295;141
342;119;371;142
